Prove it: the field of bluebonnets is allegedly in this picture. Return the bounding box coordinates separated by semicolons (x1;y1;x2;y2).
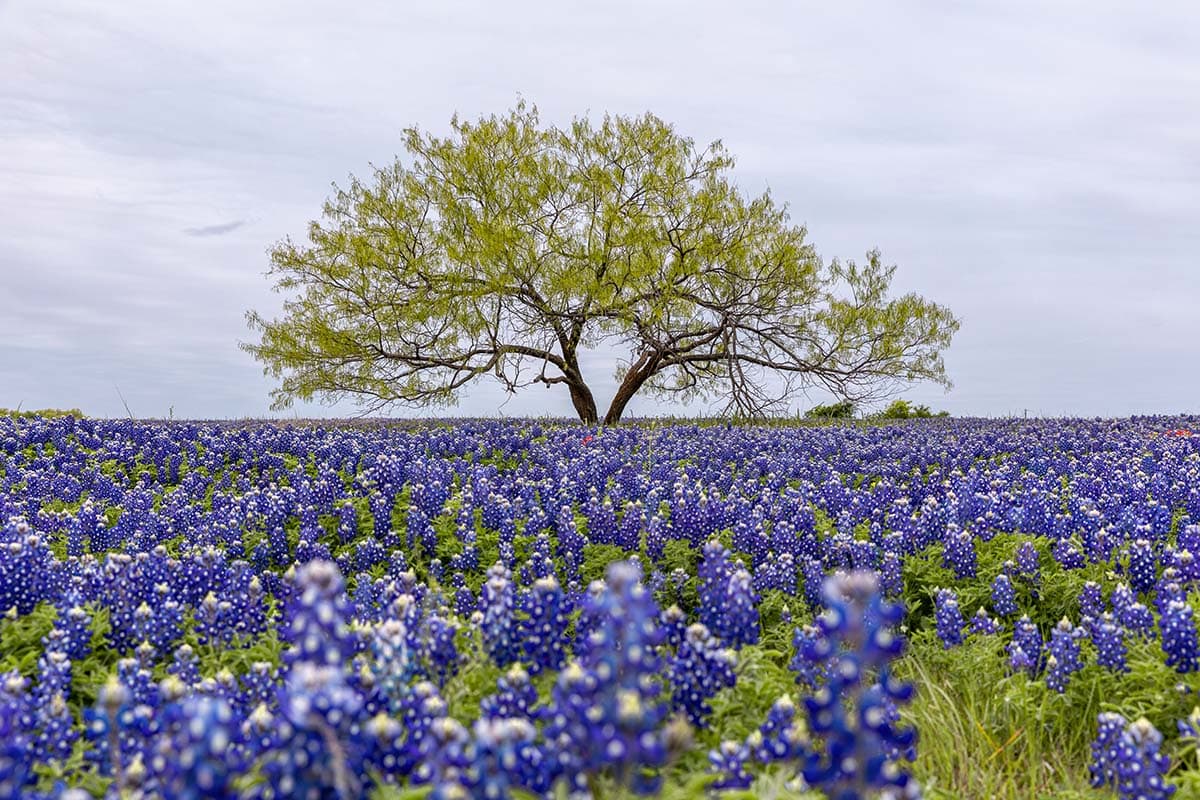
2;414;1200;799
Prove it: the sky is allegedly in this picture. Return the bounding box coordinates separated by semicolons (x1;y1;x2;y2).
2;1;1197;420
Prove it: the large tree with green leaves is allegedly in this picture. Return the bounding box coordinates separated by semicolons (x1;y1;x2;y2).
244;103;959;424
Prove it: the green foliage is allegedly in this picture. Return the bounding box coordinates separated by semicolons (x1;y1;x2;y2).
872;400;949;420
897;633;1098;799
441;637;505;725
901;533;1109;632
803;400;856;419
244;102;959;423
0;408;84;419
581;543;633;586
0;603;59;676
659;539;699;574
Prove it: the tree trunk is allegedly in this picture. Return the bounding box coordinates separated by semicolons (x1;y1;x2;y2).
568;381;599;424
559;347;598;424
603;358;657;424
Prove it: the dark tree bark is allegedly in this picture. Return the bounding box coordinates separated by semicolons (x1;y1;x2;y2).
603;352;661;425
569;381;599;424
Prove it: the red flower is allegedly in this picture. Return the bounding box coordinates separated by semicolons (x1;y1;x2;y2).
582;434;594;445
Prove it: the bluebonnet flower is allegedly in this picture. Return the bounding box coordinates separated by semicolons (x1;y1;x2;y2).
1127;539;1158;595
1121;600;1156;639
1153;573;1186;617
367;680;450;779
698;541;733;619
368;490;395;542
1090;713;1175;800
748;695;809;765
406;717;471;797
708;739;753;790
480;562;518;668
406;504;437;556
542;562;668;795
942;525;976;579
659;605;688;651
643;512;671;564
1079;581;1104;620
1173;547;1200;584
969;607;1002;636
283;560;357;667
523;533;557;583
459;716;553;799
519;575;568;675
1051;539;1085;570
991;573;1018;617
249;560;371;798
119;656;160;709
147;696;244;799
1090;613;1128;673
195;592;232;648
33;690;76;769
797;571;917;799
934;588;965;649
668;568;689;598
32;645;71;710
335;501;358;544
1015;541;1040;587
1178;705;1200;744
0;672;34;795
84;676;159;789
423;610;459;688
1008;616;1042;676
454;580;476;620
879;551;903;597
480;664;538;720
753;551;798;595
802;557;826;610
667;623;736;726
1007;645;1035;676
790;625;828;690
238;661;278;714
254;662;366;798
1160;600;1199;673
168;644;202;689
57;603;92;662
699;542;759;649
720;568;760;649
371;604;421;708
126;593;184;659
1045;618;1084;693
353;537;387;574
555;505;586;582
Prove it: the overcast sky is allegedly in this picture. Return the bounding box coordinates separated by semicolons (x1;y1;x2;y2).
2;1;1197;420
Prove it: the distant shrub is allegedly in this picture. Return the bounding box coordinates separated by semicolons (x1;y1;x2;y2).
0;408;84;419
804;400;857;419
873;400;949;420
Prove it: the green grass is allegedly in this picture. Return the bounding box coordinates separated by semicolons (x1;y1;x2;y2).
898;633;1102;799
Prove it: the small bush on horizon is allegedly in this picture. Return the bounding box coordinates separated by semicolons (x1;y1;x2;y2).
803;400;857;419
873;400;949;420
0;407;84;419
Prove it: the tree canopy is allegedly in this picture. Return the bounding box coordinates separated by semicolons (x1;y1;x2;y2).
244;103;959;424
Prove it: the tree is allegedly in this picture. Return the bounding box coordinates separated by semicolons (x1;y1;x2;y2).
243;103;959;424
